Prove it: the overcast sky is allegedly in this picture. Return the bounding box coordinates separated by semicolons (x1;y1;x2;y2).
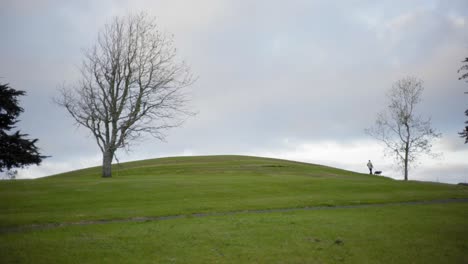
1;0;467;183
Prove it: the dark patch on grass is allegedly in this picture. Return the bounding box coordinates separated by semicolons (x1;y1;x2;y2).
306;237;321;243
334;239;344;245
261;164;287;168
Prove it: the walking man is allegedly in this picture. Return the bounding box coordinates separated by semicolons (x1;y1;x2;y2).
367;160;373;175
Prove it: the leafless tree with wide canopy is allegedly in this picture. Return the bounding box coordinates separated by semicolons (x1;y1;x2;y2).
57;13;194;177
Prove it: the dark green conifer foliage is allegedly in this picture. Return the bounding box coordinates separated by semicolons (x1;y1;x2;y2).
0;83;45;172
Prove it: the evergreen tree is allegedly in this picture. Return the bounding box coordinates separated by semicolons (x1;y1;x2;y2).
0;83;45;172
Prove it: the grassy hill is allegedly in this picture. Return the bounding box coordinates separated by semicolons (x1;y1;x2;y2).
1;155;467;263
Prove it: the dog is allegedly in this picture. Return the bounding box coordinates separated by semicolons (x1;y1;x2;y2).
374;171;382;175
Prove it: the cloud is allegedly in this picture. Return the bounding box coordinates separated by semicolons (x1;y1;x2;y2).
17;153;102;179
447;14;465;28
1;0;467;184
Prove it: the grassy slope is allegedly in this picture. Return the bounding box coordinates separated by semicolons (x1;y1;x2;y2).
1;155;467;227
2;203;467;264
1;155;468;263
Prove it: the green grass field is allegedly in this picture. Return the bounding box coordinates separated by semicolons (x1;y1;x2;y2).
1;155;467;263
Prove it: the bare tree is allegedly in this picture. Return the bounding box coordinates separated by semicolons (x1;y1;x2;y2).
56;13;194;178
458;57;468;143
366;77;441;181
458;57;468;81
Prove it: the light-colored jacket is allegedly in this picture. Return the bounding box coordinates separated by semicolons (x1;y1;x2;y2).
367;161;373;169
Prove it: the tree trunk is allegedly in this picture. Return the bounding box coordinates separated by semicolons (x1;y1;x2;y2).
102;149;113;178
404;120;411;181
404;143;409;181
